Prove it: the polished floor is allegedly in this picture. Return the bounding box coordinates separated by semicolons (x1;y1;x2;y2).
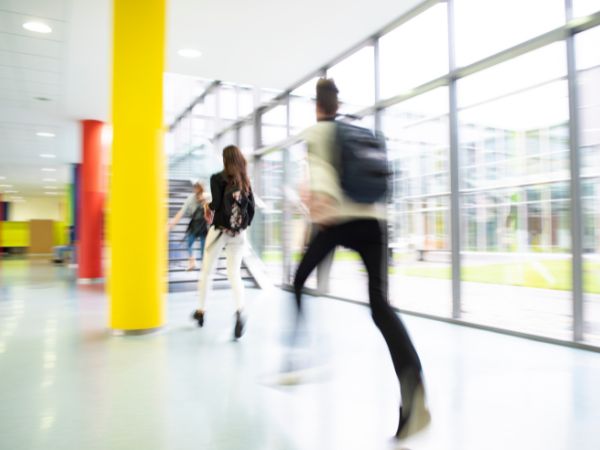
1;259;600;450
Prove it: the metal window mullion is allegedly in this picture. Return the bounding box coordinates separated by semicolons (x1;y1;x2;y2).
214;84;221;141
282;96;293;284
282;150;292;284
447;0;461;319
373;37;382;132
252;108;265;257
234;125;241;148
565;0;584;341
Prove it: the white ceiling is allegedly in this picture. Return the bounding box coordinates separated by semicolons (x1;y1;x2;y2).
0;0;421;199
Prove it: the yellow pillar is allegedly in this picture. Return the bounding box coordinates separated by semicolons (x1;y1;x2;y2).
109;0;166;330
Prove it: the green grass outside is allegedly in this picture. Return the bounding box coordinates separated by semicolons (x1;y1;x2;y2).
262;249;600;294
262;249;361;264
403;259;600;294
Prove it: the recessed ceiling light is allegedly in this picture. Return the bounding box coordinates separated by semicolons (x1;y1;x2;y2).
23;21;52;34
40;154;57;158
41;168;56;172
3;190;18;194
37;132;55;138
43;178;56;182
0;184;12;187
0;176;5;180
44;192;60;195
44;186;58;189
177;48;202;58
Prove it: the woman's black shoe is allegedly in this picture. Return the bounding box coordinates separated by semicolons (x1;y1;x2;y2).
192;310;204;327
234;311;245;339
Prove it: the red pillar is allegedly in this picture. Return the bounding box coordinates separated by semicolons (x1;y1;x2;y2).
78;120;105;281
0;194;3;255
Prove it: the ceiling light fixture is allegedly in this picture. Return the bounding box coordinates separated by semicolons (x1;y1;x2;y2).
41;168;56;172
36;132;55;138
177;48;202;58
44;186;58;189
3;190;18;194
40;154;57;158
43;178;56;182
23;21;52;34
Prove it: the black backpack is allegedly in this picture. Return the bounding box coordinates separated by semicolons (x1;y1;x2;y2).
186;204;208;238
335;121;389;203
222;184;252;235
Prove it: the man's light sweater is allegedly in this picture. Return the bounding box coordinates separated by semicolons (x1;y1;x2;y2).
302;121;386;223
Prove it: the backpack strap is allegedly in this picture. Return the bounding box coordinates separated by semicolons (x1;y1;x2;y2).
204;227;224;252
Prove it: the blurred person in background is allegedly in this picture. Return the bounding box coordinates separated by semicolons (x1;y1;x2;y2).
52;225;75;264
168;181;208;271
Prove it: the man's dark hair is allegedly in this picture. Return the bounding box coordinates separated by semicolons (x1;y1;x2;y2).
316;78;339;117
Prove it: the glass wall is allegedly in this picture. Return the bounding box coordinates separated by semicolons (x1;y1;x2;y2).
167;0;600;347
252;151;284;281
379;2;448;99
573;0;600;18
577;26;600;346
261;103;288;147
457;43;572;339
382;88;451;316
453;0;564;67
289;77;319;135
327;46;375;115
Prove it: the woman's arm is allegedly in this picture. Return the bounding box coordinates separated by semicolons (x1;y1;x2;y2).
168;208;185;231
208;174;223;212
247;190;255;225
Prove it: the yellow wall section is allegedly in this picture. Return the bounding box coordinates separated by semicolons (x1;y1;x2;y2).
53;222;68;246
0;222;29;247
0;221;69;247
109;0;166;330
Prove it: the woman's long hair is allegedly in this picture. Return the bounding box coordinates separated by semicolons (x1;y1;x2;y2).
193;181;205;203
222;145;251;194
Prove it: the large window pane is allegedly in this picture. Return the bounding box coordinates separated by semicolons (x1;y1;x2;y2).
216;129;237;156
458;43;567;109
164;74;209;124
379;2;448;99
454;0;565;67
327;46;374;114
239;123;254;155
219;84;237;120
253;151;284;281
261;103;288;147
238;87;255;118
290;78;319;135
457;47;571;339
382;88;451;316
573;0;600;18
577;26;600;345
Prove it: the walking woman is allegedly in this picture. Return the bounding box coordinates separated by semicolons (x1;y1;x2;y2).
192;145;255;339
